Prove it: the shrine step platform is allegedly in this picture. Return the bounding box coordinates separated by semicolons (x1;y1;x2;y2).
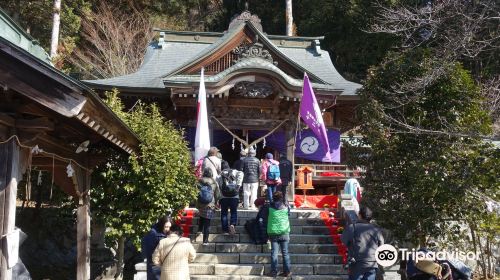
135;209;348;280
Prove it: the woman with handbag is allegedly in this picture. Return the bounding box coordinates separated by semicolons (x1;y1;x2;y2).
152;224;196;280
141;216;172;280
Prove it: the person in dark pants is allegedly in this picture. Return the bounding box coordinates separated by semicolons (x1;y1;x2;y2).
341;206;384;280
141;215;172;280
196;168;220;245
266;191;291;278
218;161;243;235
242;147;260;209
261;153;281;203
278;154;293;205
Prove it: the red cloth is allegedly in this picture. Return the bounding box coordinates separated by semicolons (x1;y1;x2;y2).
294;195;338;209
176;208;196;237
320;172;345;177
319;211;347;264
356;188;362;202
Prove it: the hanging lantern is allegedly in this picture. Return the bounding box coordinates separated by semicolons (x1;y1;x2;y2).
263;137;266;148
232;137;235;150
66;163;74;177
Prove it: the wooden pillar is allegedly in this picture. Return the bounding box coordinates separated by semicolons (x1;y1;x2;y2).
285;122;296;204
0;138;28;280
75;170;91;280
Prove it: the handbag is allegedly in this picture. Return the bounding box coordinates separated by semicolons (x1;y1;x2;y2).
160;236;182;265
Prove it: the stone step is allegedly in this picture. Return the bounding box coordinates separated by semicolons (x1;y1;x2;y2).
186;215;334;226
190;274;348;280
192;243;338;254
191;233;334;244
194;253;240;264
237;253;342;264
186;225;332;235
193;252;342;265
185;209;335;219
187;216;333;227
190;263;345;276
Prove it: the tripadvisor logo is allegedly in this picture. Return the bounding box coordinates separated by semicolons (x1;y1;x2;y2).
375;244;398;267
375;245;480;267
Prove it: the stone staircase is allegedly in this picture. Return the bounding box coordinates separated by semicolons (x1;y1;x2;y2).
187;209;348;280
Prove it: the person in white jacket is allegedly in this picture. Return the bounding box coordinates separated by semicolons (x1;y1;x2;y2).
152;224;196;280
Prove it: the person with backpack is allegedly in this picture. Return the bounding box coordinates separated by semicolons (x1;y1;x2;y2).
341;206;384;280
196;168;220;245
217;161;244;235
141;215;172;280
266;191;292;278
261;153;282;203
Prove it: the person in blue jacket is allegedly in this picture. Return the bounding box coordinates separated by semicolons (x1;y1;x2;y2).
141;215;172;280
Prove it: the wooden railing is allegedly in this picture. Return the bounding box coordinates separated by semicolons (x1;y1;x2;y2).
294;164;364;180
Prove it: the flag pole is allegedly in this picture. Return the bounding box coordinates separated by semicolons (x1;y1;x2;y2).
296;72;315;208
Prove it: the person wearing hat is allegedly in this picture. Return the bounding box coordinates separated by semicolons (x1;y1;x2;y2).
232;148;247;171
261;153;282;203
341;205;384;280
202;147;221;180
242;147;260;209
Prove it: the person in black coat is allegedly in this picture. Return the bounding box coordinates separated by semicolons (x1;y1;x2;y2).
141;215;172;280
278;154;293;204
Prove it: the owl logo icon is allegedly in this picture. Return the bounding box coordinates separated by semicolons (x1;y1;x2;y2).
300;136;319;154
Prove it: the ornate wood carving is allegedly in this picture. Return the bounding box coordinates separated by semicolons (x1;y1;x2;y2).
228;10;263;31
233;81;274;98
233;42;276;65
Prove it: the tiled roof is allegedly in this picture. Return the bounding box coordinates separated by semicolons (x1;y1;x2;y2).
0;8;52;64
164;57;342;92
84;22;361;96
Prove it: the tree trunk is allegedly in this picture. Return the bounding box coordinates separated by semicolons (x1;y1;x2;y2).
50;0;62;58
114;236;125;280
285;0;293;36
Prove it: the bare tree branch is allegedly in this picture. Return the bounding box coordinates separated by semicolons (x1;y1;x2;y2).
67;2;154;79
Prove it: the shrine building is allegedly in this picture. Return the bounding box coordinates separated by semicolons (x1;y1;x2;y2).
84;10;363;197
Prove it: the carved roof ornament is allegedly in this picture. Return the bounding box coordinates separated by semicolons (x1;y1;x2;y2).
233;81;274;98
232;42;277;65
228;9;263;31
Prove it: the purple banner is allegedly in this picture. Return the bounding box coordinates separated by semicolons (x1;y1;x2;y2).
250;129;341;163
296;129;340;162
300;73;332;161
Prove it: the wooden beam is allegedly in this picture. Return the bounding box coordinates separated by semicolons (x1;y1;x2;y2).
0;57;86;118
15;117;54;131
0;114;14;127
76;172;91;280
21;134;87;168
0;138;29;280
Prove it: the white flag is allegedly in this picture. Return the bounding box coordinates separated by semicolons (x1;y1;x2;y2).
194;68;210;162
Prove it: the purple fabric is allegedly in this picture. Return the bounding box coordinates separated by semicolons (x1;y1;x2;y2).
300;73;332;161
249;129;341;163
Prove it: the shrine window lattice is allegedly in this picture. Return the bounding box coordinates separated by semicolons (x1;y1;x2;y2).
205;52;239;74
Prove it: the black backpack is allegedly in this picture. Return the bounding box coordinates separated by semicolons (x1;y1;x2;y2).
220;170;239;197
